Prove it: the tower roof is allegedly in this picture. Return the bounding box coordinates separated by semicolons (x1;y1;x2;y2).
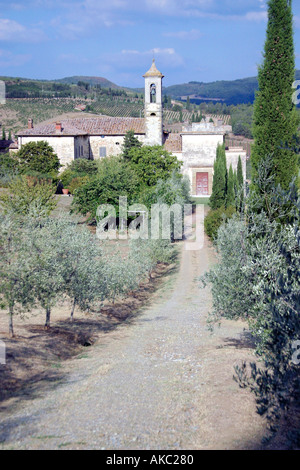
143;59;164;78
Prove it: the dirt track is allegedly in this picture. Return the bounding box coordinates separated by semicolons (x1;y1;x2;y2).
0;237;267;450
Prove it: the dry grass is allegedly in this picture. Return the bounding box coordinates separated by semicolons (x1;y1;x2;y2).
0;259;178;410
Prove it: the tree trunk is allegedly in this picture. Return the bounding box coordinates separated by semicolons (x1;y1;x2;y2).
70;299;76;322
45;306;51;329
9;305;14;338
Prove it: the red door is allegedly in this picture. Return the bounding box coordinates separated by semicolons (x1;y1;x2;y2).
196;172;209;196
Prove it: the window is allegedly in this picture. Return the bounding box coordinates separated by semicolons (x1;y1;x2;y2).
99;147;107;158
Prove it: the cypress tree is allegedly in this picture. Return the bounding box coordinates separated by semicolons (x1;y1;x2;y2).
122;130;142;160
237;155;244;188
251;0;299;190
236;156;244;211
210;144;227;210
226;164;235;209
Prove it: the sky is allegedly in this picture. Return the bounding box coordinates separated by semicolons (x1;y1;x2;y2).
1;0;300;88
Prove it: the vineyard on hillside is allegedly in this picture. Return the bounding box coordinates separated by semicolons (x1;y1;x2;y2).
0;96;232;138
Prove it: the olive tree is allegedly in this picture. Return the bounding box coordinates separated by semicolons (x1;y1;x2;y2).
0;215;36;337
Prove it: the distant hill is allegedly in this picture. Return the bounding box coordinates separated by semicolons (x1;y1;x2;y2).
163;77;259;105
55;76;120;89
2;69;300;106
163;70;300;105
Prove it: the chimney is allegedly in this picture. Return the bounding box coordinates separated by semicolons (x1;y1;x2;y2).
28;118;33;129
55;122;62;133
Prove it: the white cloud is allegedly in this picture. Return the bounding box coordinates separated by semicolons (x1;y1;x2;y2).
163;29;203;40
244;11;267;22
0;49;31;67
0;18;47;42
105;48;184;70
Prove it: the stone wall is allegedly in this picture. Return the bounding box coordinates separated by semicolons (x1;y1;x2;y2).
89;134;145;160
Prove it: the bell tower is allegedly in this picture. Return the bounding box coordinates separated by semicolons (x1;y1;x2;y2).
143;59;164;146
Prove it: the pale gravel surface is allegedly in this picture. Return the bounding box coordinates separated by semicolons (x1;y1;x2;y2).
0;237;266;450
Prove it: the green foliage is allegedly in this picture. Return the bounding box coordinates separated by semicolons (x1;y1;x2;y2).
59;158;98;189
204;206;236;241
210;144;227;210
72;156;140;221
130;238;175;280
251;0;299;191
139;172;191;208
0;211;175;333
237;156;244;187
68;176;90;195
202;158;300;430
127;145;182;187
67;158;98;175
231;104;253;138
0;215;36;336
0;176;57;217
0;153;19;186
226;165;235;209
122;130;142;160
16;141;61;177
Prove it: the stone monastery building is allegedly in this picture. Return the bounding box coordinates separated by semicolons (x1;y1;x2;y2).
18;60;246;197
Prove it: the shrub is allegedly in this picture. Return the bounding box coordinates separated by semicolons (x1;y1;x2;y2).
0;175;57;217
204;206;236;240
16;141;61;177
68;176;90;195
0;153;19;187
202;166;300;432
60;159;98;189
126;145;182;187
72;156;141;221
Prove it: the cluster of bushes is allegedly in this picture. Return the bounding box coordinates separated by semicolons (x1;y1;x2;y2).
0;176;175;337
59;158;99;194
204;144;244;240
202;157;300;435
0;141;61;188
70;131;191;225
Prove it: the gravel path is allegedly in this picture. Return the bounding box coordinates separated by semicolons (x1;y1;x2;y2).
0;237;266;450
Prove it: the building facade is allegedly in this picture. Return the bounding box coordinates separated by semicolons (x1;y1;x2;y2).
17;61;246;197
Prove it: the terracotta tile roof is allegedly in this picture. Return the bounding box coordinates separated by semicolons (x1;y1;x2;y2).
64;117;145;135
163;133;182;153
19;122;88;137
18;117;145;137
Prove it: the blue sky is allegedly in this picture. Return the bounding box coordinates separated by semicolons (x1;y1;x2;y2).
1;0;300;87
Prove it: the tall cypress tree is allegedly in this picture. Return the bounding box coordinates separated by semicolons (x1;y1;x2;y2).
210;144;227;210
237;155;244;188
226;164;235;209
251;0;299;190
122;130;142;160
